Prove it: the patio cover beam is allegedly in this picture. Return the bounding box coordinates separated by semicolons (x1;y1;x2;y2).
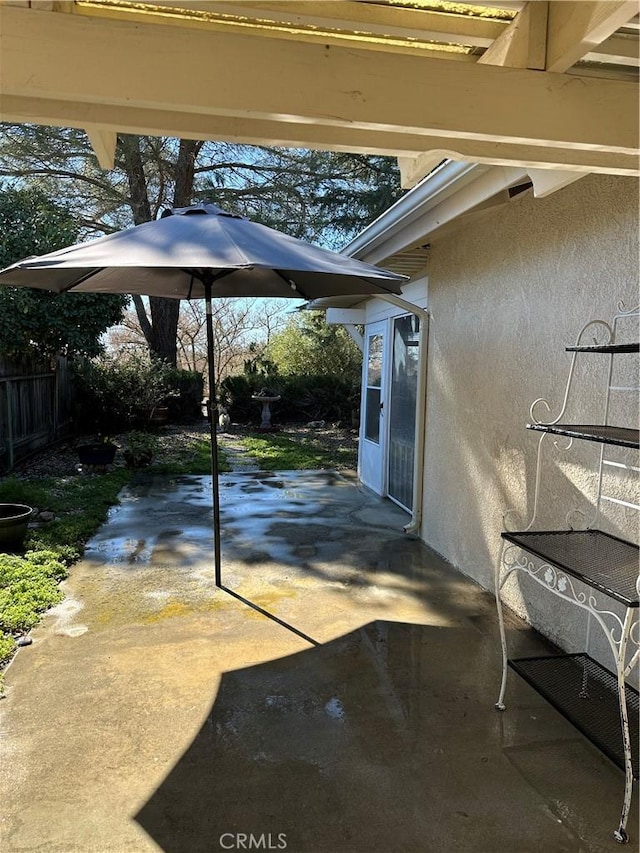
5;94;638;181
123;0;509;49
396;2;638;191
546;1;639;73
0;4;637;175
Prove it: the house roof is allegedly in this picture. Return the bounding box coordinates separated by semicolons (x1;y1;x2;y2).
1;1;638;183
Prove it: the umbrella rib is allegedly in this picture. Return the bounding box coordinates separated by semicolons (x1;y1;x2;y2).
185;268;236;288
273;270;309;300
56;268;104;294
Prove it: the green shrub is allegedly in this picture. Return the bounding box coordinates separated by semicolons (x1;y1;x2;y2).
164;369;204;422
219;374;264;422
220;373;360;425
123;431;159;468
73;353;179;432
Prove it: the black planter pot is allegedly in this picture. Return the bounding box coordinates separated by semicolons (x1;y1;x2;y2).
0;503;33;550
77;442;117;467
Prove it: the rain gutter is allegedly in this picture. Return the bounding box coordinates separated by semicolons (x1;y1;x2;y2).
342;161;482;262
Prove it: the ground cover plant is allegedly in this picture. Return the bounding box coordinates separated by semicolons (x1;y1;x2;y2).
0;550;68;668
0;470;131;560
0;433;227;686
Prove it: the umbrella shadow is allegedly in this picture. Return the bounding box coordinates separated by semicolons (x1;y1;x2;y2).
133;619;539;853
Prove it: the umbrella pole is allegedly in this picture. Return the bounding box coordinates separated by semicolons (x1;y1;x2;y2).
204;282;222;586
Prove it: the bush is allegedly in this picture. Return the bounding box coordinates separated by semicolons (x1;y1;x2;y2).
219;374;264;422
123;431;159;468
73;354;178;432
220;373;360;425
163;369;204;422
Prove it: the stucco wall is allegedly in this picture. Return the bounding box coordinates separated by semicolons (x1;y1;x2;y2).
421;173;639;668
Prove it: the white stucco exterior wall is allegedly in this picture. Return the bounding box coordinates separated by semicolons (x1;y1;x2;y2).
420;173;639;667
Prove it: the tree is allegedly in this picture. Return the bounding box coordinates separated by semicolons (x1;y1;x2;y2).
0;186;126;360
108;297;288;386
0;125;404;363
266;312;362;381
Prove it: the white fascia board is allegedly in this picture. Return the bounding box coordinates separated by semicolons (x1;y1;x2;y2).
346;163;530;266
326;308;366;325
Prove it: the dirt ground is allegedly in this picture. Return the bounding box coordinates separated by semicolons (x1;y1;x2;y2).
9;421;359;479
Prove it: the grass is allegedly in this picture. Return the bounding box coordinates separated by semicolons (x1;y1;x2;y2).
149;438;230;474
0;470;131;561
0;471;132;681
235;431;355;470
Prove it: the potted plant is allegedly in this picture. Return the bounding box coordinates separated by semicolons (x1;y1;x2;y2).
0;503;33;550
148;403;170;426
123;431;158;468
77;435;118;467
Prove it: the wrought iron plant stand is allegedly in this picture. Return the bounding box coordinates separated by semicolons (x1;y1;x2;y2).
494;305;639;844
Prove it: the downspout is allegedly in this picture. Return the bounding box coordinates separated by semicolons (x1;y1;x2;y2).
377;294;429;537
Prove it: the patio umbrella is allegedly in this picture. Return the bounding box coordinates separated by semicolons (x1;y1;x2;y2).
0;203;406;584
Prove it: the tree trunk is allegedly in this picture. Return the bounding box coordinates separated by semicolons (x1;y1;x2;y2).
119;136;202;367
120;135;152;226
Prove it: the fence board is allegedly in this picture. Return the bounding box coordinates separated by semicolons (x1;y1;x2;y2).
0;356;75;471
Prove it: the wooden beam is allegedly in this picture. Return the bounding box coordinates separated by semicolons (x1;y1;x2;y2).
398;153;446;189
479;2;548;69
67;0;479;60
0;94;424;158
84;125;117;170
3;94;638;179
527;168;587;197
94;0;509;48
585;32;640;66
546;1;639;72
0;6;637;167
397;141;638;188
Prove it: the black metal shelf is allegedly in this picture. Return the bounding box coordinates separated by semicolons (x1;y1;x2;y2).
509;654;639;778
526;423;639;449
502;529;639;607
566;343;639;354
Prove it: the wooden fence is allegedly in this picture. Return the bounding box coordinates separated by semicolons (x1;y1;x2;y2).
0;356;75;472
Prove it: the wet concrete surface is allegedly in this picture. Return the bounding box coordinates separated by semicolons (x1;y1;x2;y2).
0;471;636;852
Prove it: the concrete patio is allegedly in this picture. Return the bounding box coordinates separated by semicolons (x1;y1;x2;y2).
0;471;636;852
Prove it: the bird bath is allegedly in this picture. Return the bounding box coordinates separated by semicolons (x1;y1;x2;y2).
251;393;281;431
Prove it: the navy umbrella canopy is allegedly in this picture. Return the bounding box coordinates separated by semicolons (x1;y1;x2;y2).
0;203;407;583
